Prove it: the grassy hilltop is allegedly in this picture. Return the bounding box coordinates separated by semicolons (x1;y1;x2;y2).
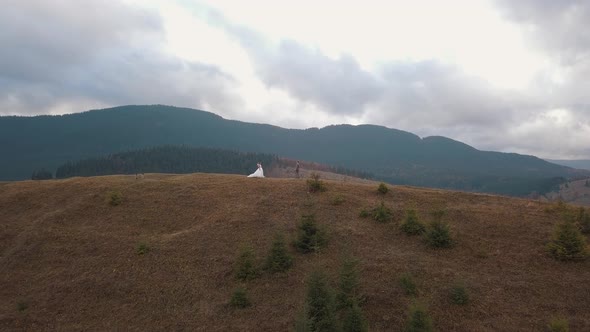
1;173;589;331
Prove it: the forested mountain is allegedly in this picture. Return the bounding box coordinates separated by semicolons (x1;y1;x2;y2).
1;105;586;195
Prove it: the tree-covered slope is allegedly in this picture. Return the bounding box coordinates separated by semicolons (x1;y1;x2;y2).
1;105;584;195
54;146;278;179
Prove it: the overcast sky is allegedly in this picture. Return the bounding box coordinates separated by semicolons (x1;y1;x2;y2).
1;0;589;159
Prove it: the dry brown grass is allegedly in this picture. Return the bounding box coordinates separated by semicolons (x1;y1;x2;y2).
1;173;589;331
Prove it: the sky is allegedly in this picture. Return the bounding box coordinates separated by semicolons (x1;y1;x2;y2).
1;0;589;159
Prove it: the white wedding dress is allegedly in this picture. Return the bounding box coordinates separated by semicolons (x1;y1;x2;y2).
247;165;264;178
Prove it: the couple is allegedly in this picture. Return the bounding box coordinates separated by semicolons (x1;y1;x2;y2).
247;162;264;178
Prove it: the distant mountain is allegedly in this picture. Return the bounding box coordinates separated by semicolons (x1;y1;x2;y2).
546;159;590;171
1;105;586;195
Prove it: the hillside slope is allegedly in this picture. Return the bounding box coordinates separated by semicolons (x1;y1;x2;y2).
544;177;590;207
1;174;589;331
1;105;585;196
546;159;590;171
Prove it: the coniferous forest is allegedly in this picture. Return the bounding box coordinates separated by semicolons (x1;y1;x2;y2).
55;146;278;178
53;145;374;180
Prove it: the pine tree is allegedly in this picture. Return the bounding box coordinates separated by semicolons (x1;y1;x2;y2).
405;303;433;332
336;258;360;309
425;220;453;248
295;215;327;253
229;287;251;308
372;202;393;223
377;182;389;195
578;208;590;234
342;303;368;332
306;271;338;332
547;220;588;261
264;234;293;273
235;246;259;281
401;209;426;235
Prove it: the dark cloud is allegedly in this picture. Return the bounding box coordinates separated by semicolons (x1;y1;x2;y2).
0;0;162;82
0;0;241;115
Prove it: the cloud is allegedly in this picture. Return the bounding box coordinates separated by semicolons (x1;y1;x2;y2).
202;7;532;137
494;0;590;64
492;0;590;158
253;41;382;116
0;0;162;81
373;61;520;128
200;6;513;122
197;6;382;116
186;2;590;158
0;0;241;115
492;0;590;111
462;108;590;159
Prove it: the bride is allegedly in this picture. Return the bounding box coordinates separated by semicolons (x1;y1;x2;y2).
247;162;264;178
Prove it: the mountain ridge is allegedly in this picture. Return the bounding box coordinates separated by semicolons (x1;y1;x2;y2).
1;104;586;195
546;159;590;171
